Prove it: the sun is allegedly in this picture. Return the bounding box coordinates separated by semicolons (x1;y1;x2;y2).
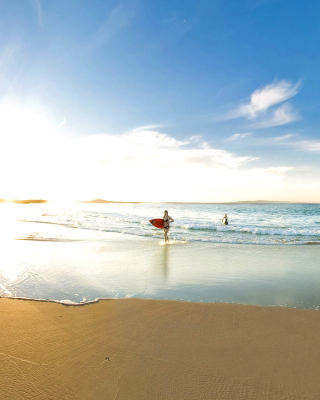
0;103;62;200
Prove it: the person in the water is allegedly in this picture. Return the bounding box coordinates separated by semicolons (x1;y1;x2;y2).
222;214;228;225
163;210;174;242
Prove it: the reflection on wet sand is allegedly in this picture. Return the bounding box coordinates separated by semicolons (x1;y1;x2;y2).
1;226;320;309
161;244;169;279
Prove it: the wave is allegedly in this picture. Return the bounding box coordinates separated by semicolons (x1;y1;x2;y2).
18;219;78;229
178;223;320;237
17;236;78;242
18;215;320;244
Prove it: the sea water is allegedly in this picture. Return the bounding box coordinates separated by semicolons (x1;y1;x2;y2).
0;202;319;308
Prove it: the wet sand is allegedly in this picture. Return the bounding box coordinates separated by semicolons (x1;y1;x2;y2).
1;298;320;399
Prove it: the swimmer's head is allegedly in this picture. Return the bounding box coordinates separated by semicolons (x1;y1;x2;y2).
164;210;168;216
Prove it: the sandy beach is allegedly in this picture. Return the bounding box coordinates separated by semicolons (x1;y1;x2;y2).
1;298;320;399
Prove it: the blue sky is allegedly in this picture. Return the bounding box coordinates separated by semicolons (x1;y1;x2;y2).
0;0;319;201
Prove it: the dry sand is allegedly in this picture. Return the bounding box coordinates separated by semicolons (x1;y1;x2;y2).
1;298;320;399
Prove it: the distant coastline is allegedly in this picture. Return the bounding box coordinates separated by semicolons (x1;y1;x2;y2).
0;198;318;205
0;199;48;204
75;199;319;205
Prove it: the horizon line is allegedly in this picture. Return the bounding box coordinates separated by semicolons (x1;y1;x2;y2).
1;198;319;205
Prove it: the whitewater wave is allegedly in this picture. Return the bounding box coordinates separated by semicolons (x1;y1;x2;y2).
20;217;320;237
17;204;320;247
173;222;320;237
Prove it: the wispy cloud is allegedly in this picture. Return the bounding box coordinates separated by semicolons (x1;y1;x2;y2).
239;80;300;119
251;103;300;128
219;80;300;128
0;43;22;91
188;135;202;143
90;126;257;168
84;1;138;54
32;0;43;27
272;133;296;141
132;124;164;132
226;132;251;141
128;126;186;148
0;106;300;202
265;167;293;175
0;45;16;83
66;126;260;200
292;140;320;153
268;134;320;153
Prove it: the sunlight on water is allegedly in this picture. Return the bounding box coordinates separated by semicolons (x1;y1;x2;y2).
0;202;319;308
4;201;320;244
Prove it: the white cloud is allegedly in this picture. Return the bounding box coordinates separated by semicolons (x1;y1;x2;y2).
189;135;202;143
75;128;255;169
133;124;163;132
251;103;300;128
269;135;320;153
239;80;300;119
265;167;293;175
0;106;262;201
292;140;320;153
272;133;296;141
1;105;308;202
127;126;185;148
226;133;251;141
219;80;300;128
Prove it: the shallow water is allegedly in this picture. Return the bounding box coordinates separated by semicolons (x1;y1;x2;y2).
0;202;319;308
12;202;320;245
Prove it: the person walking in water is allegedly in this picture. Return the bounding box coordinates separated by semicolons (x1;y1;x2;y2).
163;210;174;242
222;214;228;225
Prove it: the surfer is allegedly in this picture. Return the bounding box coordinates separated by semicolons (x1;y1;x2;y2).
222;214;228;225
163;210;174;242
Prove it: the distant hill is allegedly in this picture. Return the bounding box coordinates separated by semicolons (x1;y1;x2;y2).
232;200;293;204
0;199;48;204
162;200;306;204
76;199;312;205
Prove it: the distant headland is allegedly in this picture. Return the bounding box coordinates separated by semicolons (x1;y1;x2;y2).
0;199;48;204
0;199;315;205
78;199;311;204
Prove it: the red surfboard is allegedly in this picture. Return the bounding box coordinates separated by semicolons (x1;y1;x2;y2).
149;219;164;229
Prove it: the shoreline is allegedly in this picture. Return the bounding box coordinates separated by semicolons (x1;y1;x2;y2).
1;236;320;308
2;297;320;399
2;295;320;310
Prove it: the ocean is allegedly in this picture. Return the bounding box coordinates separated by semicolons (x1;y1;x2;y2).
0;202;319;308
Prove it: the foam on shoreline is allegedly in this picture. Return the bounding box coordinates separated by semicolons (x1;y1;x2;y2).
1;295;112;306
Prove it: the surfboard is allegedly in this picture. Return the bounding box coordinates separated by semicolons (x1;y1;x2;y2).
149;219;164;229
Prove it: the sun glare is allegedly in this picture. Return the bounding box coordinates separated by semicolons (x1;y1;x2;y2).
0;102;318;203
0;103;63;200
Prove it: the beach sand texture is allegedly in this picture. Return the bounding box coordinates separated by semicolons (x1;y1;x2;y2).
1;298;320;399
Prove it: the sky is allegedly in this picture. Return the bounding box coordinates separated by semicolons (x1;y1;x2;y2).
0;0;320;202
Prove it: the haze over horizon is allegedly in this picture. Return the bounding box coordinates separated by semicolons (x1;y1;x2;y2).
1;0;320;203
